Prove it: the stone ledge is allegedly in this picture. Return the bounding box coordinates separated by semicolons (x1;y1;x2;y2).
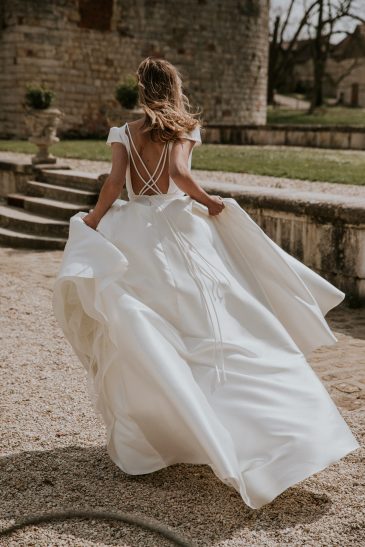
0;159;71;173
206;124;365;133
204;125;365;149
0;160;74;197
0;160;35;174
201;181;365;225
200;180;365;305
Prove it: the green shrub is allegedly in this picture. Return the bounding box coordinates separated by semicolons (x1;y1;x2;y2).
115;75;139;109
25;83;55;109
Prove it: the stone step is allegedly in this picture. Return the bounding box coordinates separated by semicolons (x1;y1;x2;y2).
33;163;72;171
26;180;98;205
0;205;69;238
0;226;66;250
38;169;102;192
7;193;90;221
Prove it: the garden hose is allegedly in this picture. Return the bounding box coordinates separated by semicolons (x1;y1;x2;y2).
0;509;194;546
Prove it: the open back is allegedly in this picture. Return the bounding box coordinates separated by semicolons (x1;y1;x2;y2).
106;122;202;201
125;123;170;197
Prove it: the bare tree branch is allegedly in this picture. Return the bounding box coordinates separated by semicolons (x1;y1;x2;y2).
346;12;365;24
279;0;296;43
267;0;364;106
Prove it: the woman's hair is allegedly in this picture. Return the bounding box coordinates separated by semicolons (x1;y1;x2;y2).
135;56;202;143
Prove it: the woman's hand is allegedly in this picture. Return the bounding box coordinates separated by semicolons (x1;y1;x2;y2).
82;210;100;230
205;195;225;216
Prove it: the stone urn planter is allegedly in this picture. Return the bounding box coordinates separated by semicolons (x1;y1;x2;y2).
24;83;64;165
24;107;64;165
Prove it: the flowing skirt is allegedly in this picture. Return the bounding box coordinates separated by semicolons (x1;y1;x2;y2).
52;194;360;509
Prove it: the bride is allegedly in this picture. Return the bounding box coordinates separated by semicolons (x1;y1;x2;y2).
53;56;360;510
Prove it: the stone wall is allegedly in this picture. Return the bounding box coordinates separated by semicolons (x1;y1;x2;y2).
200;181;365;306
0;159;35;197
205;124;365;150
0;0;269;138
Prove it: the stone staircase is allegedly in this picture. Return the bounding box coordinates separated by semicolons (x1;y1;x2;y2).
0;168;101;249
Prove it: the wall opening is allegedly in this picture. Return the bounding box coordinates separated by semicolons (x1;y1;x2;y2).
78;0;113;31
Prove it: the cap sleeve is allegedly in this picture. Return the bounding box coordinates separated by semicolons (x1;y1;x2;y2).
181;125;202;147
106;125;126;147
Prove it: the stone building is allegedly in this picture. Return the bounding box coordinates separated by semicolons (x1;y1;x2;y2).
334;24;365;108
0;0;269;138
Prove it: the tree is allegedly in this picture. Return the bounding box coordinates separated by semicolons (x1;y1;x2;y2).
268;0;319;104
268;0;365;109
306;0;365;111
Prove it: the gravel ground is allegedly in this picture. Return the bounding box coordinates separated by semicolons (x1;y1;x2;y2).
1;150;365;198
0;247;364;547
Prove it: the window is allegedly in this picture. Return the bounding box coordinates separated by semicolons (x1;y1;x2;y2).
78;0;113;31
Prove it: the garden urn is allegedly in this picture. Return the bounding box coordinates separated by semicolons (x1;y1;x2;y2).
24;107;64;165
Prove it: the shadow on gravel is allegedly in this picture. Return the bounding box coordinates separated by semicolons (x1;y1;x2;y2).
0;445;334;546
326;303;365;341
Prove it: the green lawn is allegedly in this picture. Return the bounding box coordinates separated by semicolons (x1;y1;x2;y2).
1;139;364;185
194;145;365;185
267;106;365;126
0;139;111;162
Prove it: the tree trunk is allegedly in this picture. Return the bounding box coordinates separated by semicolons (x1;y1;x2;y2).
267;16;280;105
310;0;324;111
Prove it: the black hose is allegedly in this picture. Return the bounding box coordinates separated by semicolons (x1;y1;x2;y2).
0;509;194;546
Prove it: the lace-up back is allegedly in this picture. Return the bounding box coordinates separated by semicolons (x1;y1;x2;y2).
106;121;202;201
125;123;170;197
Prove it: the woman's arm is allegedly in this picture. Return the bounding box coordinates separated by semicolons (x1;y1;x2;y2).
82;142;128;229
169;139;225;216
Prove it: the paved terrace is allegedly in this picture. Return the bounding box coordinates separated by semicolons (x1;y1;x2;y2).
0;247;364;546
0;151;364;546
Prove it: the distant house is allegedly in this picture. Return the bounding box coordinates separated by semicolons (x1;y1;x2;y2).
331;24;365;107
275;24;365;107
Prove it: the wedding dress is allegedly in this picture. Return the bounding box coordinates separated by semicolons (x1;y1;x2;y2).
52;122;360;509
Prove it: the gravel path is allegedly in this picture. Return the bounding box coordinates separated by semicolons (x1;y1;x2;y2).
0;247;364;546
1;150;365;198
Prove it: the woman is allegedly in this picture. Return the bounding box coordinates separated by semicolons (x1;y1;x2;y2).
53;57;360;510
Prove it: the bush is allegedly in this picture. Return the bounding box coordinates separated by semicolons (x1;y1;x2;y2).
25;83;55;109
115;75;139;109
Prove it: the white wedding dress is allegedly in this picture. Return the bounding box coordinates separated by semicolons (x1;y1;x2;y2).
52;122;360;509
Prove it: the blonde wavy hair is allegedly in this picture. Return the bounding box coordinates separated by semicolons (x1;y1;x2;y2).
135;57;202;143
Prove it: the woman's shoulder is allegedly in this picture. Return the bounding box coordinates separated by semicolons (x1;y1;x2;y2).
106;118;148;144
127;118;145;128
105;124;128;146
180;124;202;145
